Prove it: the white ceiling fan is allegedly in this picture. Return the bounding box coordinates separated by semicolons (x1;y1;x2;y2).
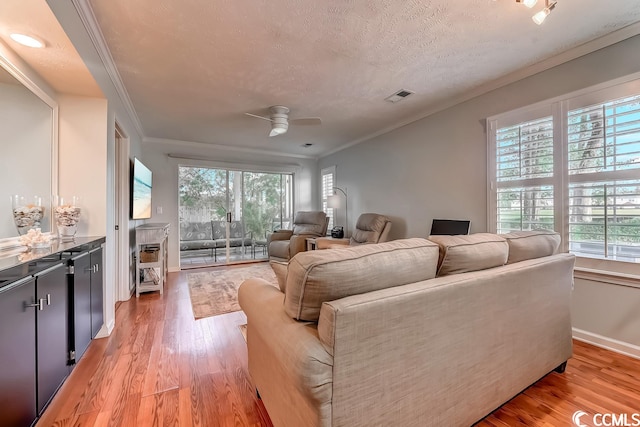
245;106;322;137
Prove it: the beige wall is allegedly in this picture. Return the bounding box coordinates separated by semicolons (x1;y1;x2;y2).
319;34;640;356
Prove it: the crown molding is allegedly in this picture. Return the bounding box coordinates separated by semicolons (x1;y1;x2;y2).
71;0;145;139
143;137;318;160
320;21;640;159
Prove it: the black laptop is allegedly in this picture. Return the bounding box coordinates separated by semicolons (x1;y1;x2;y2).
430;219;471;235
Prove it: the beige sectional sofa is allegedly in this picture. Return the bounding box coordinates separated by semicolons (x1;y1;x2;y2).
238;230;574;427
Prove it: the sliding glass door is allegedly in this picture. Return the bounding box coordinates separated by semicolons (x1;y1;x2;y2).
179;166;293;267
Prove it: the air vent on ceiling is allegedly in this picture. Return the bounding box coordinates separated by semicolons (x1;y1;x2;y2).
385;89;415;103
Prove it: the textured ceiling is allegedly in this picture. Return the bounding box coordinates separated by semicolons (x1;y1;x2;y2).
89;1;640;155
0;0;102;97
1;1;639;157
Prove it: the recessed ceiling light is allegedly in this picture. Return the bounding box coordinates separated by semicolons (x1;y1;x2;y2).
10;33;45;48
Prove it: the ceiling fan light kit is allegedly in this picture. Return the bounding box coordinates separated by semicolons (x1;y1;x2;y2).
516;0;557;25
268;106;290;137
245;105;321;137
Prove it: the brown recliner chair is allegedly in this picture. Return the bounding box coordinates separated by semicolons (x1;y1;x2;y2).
268;211;329;262
317;213;392;249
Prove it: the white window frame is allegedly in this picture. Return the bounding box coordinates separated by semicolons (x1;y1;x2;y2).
488;72;640;265
320;166;336;232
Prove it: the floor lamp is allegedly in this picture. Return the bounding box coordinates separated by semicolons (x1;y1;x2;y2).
327;187;347;237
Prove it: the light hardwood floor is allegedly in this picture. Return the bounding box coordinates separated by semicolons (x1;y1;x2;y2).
39;266;640;426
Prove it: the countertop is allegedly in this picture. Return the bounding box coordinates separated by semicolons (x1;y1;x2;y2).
0;236;105;290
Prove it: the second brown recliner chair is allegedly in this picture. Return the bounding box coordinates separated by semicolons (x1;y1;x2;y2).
317;213;392;249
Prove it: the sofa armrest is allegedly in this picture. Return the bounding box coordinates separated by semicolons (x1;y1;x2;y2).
238;279;333;426
288;234;310;257
268;230;293;245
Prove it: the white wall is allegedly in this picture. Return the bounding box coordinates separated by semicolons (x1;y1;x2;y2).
0;82;52;235
319;35;640;355
48;0;145;335
58;96;108;236
141;139;317;271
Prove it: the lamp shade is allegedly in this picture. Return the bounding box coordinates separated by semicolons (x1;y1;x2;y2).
327;194;341;209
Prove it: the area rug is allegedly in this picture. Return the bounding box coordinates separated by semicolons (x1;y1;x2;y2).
187;263;278;319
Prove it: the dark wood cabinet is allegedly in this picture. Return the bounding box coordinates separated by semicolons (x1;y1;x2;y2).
69;245;103;364
0;237;105;426
0;277;37;427
69;252;92;363
35;262;68;414
90;247;103;338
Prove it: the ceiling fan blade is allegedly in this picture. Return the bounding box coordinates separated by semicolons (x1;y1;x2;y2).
244;112;273;122
291;117;322;126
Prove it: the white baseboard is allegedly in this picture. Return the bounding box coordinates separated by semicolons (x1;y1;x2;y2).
572;327;640;360
168;266;180;273
95;318;116;339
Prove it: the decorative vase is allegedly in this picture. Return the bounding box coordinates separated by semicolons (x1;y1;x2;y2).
54;196;81;242
12;195;45;235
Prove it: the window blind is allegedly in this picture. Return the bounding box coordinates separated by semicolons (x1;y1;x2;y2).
321;168;335;230
494;115;555;235
496;116;554;182
567;94;640;260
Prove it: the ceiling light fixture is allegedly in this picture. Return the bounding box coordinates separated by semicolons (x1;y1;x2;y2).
516;0;538;8
9;33;45;48
268;106;289;137
531;0;557;25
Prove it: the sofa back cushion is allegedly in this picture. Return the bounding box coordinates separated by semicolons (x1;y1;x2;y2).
502;230;560;264
180;221;213;241
292;211;327;237
428;233;508;276
350;213;391;245
284;238;439;321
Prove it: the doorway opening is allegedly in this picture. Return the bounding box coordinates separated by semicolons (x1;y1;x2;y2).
114;123;131;300
178;166;294;268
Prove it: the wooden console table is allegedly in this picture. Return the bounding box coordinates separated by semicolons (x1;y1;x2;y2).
135;223;169;297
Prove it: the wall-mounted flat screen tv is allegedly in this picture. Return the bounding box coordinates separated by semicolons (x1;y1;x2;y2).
131;157;152;219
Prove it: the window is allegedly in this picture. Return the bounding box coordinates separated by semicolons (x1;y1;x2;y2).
567;94;640;261
321;166;336;231
489;78;640;262
494;114;555;233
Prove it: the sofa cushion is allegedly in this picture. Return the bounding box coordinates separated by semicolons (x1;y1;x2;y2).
284;238;439;321
180;221;213;241
502;230;561;264
350;213;390;245
428;233;508;277
292;211;327;237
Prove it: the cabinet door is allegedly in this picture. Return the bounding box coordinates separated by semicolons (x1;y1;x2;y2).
0;277;37;427
71;252;92;363
36;263;68;414
90;247;103;338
